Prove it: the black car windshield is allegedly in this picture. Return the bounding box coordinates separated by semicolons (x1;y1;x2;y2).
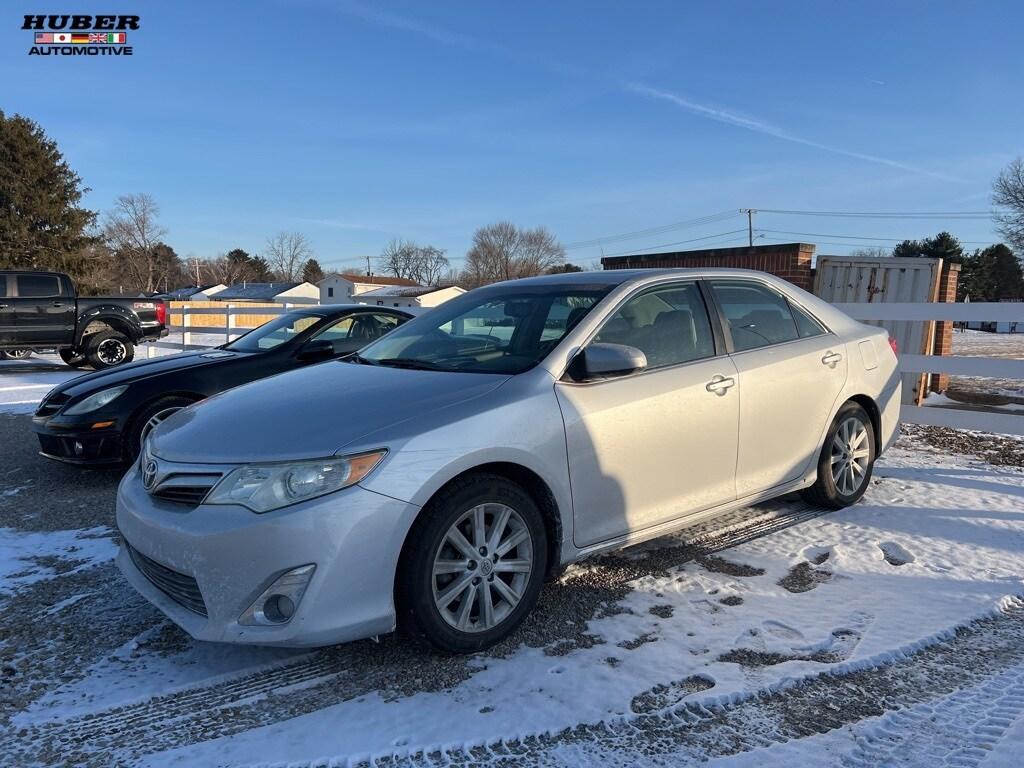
356;285;612;374
224;312;321;352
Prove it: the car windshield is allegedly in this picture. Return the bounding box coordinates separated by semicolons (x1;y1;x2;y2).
356;285;612;374
224;312;321;352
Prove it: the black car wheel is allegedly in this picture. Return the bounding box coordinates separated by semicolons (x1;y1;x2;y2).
126;396;199;462
85;331;135;369
59;348;89;368
397;473;547;654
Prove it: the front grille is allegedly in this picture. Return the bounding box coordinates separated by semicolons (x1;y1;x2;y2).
127;543;207;616
153;484;215;506
35;392;70;417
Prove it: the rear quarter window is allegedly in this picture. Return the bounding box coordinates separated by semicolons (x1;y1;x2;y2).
17;274;61;298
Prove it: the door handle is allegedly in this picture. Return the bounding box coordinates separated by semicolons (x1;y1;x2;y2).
0;303;8;309
51;302;64;307
821;351;843;366
706;375;736;395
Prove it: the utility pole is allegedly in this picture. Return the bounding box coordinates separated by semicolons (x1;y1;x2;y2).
193;257;201;285
365;255;372;278
741;209;756;247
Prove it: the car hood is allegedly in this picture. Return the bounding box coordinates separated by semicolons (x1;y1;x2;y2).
149;361;511;464
58;350;248;398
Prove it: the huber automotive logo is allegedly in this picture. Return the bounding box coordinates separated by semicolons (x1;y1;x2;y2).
23;14;139;56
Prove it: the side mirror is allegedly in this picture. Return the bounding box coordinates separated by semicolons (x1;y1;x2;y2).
571;343;647;380
296;338;335;362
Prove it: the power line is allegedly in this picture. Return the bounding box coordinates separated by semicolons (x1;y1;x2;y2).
757;228;996;245
756;208;993;219
563;210;743;250
602;229;750;258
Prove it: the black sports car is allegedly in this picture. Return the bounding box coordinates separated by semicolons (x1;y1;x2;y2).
32;305;413;466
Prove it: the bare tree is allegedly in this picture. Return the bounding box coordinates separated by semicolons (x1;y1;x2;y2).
380;239;450;285
102;193;167;293
848;246;892;259
462;222;565;287
264;232;313;282
994;157;1024;252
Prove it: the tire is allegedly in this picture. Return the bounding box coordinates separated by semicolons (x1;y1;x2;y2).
59;348;89;368
125;396;198;462
802;401;876;509
1;349;32;360
397;473;548;653
84;331;134;370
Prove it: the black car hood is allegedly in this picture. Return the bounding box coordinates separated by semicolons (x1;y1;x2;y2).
57;350;251;397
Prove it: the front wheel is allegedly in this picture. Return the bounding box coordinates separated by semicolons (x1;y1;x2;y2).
84;331;135;370
59;348;89;368
125;396;198;462
1;349;32;360
802;402;876;509
397;474;547;653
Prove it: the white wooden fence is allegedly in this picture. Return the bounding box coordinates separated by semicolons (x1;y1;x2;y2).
148;301;1024;436
834;301;1024;436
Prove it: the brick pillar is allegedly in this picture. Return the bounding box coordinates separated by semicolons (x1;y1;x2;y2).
930;262;961;393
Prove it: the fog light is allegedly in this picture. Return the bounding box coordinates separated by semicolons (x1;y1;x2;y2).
73;441;84;456
239;564;315;626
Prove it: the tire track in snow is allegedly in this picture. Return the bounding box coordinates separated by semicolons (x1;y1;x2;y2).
342;599;1024;767
4;500;823;767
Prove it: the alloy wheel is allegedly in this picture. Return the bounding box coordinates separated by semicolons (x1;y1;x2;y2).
431;502;534;633
97;338;127;366
139;407;183;450
830;416;870;495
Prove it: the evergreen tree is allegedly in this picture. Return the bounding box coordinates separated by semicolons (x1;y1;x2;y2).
891;231;964;263
301;258;325;284
960;244;1023;301
0;111;97;274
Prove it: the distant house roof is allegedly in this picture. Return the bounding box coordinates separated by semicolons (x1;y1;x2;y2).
164;284;222;300
322;272;421;288
357;285;462;298
214;282;303;300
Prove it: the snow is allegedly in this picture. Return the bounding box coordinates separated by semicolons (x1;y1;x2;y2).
6;440;1018;767
0;525;117;594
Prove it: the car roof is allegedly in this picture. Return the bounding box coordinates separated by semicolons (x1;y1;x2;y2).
483;267;785;289
287;304;414;317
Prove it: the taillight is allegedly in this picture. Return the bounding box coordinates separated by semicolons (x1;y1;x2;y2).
156;301;167;325
888;335;898;356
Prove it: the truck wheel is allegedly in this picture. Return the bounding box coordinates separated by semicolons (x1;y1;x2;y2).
1;349;32;360
85;331;135;369
59;349;89;368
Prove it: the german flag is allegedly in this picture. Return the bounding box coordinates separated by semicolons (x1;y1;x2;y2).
71;33;91;44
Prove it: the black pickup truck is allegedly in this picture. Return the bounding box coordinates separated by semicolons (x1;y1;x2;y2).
0;271;168;369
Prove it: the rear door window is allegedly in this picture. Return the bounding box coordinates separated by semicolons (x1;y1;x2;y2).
710;281;800;352
17;274;61;298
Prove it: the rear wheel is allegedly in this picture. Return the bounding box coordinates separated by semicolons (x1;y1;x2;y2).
85;331;134;370
125;396;198;462
1;349;32;360
398;474;547;653
59;348;89;368
802;402;876;509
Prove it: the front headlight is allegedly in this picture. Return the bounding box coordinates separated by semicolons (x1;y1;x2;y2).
205;450;387;513
64;385;129;415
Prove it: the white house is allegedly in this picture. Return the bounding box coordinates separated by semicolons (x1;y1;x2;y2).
164;283;227;301
211;281;320;303
318;272;422;303
355;285;466;309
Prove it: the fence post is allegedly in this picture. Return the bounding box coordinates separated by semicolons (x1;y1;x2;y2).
182;305;191;349
227;303;236;343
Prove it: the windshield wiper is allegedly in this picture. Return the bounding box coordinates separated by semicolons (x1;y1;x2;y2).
347;353;379;366
374;357;451;371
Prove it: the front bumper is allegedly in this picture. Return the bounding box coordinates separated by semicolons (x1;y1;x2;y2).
115;462;421;647
32;418;125;465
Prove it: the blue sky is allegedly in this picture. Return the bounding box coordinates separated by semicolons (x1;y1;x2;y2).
3;1;1022;272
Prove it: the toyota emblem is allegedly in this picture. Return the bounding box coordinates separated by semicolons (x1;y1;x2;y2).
142;459;158;490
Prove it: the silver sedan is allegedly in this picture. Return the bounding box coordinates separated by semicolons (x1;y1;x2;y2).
116;268;901;652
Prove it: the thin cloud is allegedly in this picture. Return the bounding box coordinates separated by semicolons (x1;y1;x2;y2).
332;2;955;181
626;82;957;181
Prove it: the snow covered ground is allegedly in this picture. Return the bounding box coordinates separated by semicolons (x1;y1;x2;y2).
950;330;1024;401
1;410;1023;766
